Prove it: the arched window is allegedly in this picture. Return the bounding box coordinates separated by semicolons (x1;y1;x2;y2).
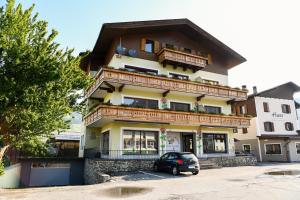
285;122;294;131
264;122;274;132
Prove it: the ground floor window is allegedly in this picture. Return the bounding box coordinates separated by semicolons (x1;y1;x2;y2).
296;143;300;154
123;130;159;154
102;131;109;154
265;143;281;155
243;144;251;153
203;133;227;154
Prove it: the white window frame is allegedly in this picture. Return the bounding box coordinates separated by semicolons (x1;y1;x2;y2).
242;144;251;152
264;143;282;155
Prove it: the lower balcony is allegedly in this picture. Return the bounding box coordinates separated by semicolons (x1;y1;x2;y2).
84;105;251;128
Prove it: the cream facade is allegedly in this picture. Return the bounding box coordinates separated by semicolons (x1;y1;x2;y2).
81;19;250;160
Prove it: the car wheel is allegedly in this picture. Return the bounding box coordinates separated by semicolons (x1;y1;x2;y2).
153;164;159;172
171;166;179;176
192;171;199;175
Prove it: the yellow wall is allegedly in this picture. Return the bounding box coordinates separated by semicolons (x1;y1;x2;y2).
87;121;235;157
105;88;232;115
108;54;229;85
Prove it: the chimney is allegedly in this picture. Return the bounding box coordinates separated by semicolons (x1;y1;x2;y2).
253;86;257;94
242;85;247;90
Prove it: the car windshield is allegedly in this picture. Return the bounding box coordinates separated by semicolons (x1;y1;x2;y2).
180;153;197;160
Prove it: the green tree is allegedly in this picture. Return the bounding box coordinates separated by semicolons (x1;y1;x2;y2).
0;0;90;162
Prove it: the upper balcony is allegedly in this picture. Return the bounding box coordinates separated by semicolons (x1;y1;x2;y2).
157;48;209;71
84;67;248;101
84;105;251;128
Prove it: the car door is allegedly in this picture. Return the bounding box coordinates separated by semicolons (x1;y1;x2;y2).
165;153;178;171
159;153;170;171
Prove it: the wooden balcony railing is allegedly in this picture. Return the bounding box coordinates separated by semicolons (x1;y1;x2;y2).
84;105;251;128
85;68;248;100
158;48;208;69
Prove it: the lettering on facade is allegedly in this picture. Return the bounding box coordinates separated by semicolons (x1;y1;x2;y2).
272;112;283;118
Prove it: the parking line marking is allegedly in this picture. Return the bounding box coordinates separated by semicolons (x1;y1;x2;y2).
138;171;165;179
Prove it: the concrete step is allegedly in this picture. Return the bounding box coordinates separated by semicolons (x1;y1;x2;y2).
199;163;220;169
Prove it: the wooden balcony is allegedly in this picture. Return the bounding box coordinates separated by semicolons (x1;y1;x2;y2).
84;105;251;128
157;48;208;71
85;68;248;101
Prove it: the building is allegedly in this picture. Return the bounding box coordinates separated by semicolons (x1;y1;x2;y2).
51;112;85;158
80;19;251;159
234;82;300;162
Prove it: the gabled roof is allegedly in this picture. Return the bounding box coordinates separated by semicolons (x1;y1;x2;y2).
86;18;246;68
249;82;300;100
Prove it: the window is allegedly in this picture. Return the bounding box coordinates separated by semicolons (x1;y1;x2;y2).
102;131;109;154
282;104;291;114
145;39;154;53
123;130;159;154
285;122;294;131
296;143;300;154
166;43;175;50
202;79;219;85
265;144;281;154
124;97;158;109
169;73;189;80
264;122;274;132
243;144;251;153
203;133;227;153
183;48;191;54
240;105;246;114
205;106;222;114
242;128;248;134
124;65;158;75
170;102;190;112
263;102;269;112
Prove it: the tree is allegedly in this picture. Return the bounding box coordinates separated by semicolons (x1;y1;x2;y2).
0;0;90;162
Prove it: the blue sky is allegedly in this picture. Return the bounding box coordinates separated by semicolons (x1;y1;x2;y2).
2;0;300;98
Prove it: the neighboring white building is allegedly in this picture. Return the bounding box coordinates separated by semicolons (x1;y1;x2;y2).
52;112;84;158
234;82;300;162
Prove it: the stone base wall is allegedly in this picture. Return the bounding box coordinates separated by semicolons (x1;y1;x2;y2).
84;159;156;184
208;156;257;167
84;156;257;184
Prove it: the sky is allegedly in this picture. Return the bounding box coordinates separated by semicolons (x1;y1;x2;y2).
2;0;300;98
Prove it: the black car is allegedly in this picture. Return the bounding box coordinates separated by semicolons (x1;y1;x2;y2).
153;152;200;175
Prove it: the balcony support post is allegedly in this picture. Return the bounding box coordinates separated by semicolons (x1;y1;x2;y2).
103;81;115;93
119;84;125;92
227;99;236;105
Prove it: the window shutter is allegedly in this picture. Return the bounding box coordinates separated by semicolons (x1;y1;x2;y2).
208;54;212;65
140;38;146;51
288;105;291;113
154;41;160;53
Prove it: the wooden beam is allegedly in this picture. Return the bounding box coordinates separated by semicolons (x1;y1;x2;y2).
227;99;236;105
196;95;205;101
163;61;166;68
119;84;125;92
99;87;114;93
103;81;115;92
163;90;170;97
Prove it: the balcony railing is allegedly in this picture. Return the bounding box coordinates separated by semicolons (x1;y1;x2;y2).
158;48;208;70
84;105;251;128
85;67;248;100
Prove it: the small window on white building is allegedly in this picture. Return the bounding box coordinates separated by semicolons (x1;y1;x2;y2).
282;104;291;114
264;122;274;132
285;122;294;131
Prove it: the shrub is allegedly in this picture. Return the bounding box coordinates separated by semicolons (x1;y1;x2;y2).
0;162;4;176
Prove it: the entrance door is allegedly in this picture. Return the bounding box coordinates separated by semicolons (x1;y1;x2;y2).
182;133;194;153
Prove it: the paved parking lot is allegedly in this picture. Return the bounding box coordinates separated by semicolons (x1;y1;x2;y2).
1;163;300;200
